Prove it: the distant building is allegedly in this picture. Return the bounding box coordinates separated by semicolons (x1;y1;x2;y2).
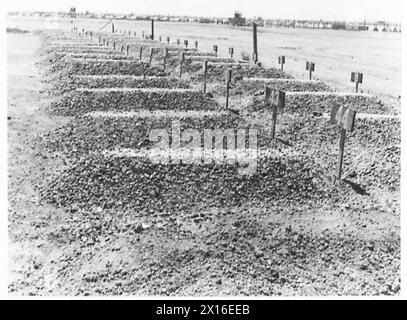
69;7;76;19
228;11;246;26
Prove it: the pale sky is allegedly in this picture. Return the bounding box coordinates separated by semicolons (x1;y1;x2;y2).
4;0;404;22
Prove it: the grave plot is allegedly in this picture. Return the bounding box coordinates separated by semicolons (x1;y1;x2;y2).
45;58;168;79
48;75;191;95
49;88;221;116
63;53;134;60
183;51;217;57
249;92;392;114
209;77;333;99
39;110;267;158
234;78;333;95
40;148;343;214
46;45;118;54
159;54;237;75
185;56;235;63
48;43;104;49
190;62;292;83
41;52;130;71
250;103;400;191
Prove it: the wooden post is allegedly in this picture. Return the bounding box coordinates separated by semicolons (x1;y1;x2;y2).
265;86;286;140
351;72;363;93
213;45;218;56
225;69;232;109
336;128;346;180
159;36;162;42
270;103;278;140
203;60;208;93
253;22;258;63
149;48;154;64
126;45;130;56
151;19;154;40
330;105;357;180
184;40;189;48
179;51;185;78
167;36;170;44
306;62;315;80
98;36;101;44
195;41;198;49
163;48;168;71
90;31;93;39
229;47;234;59
278;56;285;70
103;38;106;46
139;46;143;61
112;23;115;33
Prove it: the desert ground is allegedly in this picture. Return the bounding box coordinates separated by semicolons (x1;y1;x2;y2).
7;16;401;296
8;16;401;100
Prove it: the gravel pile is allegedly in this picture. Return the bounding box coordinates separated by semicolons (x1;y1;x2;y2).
191;63;292;82
249;92;391;114
52;48;120;54
184;51;217;57
48;75;190;95
186;56;235;63
256;111;401;191
65;53;132;60
49;89;220;116
48;59;167;77
235;78;333;95
39;110;269;157
40;149;341;213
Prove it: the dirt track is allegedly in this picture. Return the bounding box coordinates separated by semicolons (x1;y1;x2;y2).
8;31;400;296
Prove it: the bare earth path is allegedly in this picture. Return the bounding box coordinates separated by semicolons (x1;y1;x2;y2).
7;32;71;294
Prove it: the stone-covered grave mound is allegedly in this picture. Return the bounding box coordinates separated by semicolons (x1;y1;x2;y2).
40;148;344;214
48;75;190;95
248;108;400;191
248;92;392;115
48;88;221;116
190;63;293;82
46;59;168;78
39;110;276;158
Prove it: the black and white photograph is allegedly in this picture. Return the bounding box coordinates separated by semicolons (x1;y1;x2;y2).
1;0;406;301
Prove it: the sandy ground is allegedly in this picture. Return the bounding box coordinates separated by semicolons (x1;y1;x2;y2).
8;16;401;100
7;30;400;296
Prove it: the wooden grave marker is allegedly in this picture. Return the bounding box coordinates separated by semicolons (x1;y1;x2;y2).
265;86;286;140
330;105;357;180
306;62;315;80
225;69;232;109
351;72;363;93
203;60;208;93
278;56;286;70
